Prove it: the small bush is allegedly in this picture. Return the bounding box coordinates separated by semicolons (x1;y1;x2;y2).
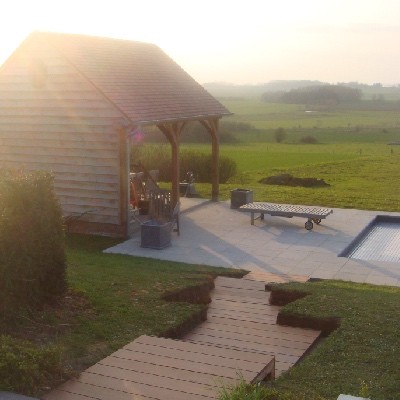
0;335;64;395
180;151;237;184
274;127;287;143
0;169;66;317
299;135;318;144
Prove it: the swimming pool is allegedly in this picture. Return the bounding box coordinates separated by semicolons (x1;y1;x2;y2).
340;216;400;263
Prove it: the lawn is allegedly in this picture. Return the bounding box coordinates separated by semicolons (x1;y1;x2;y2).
268;280;400;400
3;234;400;400
179;96;400;213
218;280;400;400
184;142;400;212
0;234;245;396
221;98;400;130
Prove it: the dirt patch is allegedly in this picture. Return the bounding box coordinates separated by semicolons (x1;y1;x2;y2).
259;173;330;188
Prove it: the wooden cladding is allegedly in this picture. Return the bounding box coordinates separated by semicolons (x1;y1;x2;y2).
0;47;126;231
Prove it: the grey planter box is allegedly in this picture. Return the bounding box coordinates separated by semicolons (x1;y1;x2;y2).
230;188;253;209
141;220;172;249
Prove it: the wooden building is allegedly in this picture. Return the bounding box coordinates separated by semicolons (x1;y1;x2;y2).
0;32;230;237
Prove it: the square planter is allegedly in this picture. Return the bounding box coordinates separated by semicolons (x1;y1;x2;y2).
141;220;172;249
230;188;253;209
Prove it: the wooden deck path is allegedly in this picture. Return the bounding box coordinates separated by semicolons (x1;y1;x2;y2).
184;272;320;377
43;272;320;400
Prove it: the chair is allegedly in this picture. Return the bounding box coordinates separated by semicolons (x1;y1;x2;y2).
148;189;180;235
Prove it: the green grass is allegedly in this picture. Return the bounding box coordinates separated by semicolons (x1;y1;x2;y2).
216;280;400;400
63;235;244;367
184;143;400;212
221;99;400;130
267;280;400;400
176;97;400;212
3;230;400;399
1;234;244;395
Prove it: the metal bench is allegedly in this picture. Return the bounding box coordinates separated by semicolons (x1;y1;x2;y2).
239;202;333;230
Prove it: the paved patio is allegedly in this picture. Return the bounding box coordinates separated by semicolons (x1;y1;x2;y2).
105;198;400;287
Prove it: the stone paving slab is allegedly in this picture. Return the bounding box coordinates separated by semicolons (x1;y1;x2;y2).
105;199;400;287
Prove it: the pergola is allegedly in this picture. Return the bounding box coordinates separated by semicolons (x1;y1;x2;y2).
156;119;220;204
0;31;231;237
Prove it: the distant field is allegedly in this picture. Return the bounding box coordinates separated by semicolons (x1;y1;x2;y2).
182;142;397;173
221;98;400;131
177;95;400;212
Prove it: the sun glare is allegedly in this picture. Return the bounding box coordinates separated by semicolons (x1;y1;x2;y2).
2;0;400;84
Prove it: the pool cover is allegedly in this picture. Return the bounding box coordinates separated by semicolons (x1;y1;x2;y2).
345;217;400;263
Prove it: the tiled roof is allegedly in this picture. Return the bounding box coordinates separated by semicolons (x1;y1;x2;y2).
21;32;231;124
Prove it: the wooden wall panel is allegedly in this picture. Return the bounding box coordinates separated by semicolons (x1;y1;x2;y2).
0;42;128;233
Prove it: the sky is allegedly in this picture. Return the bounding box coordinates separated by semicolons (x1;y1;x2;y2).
1;0;400;86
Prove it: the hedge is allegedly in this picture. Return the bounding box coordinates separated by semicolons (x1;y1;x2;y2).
0;335;64;395
0;169;66;317
131;145;237;184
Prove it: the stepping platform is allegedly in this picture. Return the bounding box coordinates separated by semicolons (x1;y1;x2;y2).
43;271;319;399
43;335;274;400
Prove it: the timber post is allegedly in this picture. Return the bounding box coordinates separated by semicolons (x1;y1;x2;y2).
157;122;186;206
201;118;220;201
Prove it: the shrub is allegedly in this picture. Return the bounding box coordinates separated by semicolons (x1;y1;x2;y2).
299;135;318;144
131;145;237;184
274;127;287;143
180;151;237;184
0;335;64;395
0;169;66;317
218;156;238;183
130;144;171;181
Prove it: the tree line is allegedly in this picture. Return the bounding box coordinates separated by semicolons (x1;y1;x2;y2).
261;85;362;105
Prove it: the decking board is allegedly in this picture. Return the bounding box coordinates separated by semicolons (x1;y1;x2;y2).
187;325;317;350
205;316;320;341
43;272;319;399
98;354;245;385
184;274;320;378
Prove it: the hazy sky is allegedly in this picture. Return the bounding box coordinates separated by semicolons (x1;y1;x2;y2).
1;0;400;85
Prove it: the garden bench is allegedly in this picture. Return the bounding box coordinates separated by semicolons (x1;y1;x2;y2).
239;202;333;230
